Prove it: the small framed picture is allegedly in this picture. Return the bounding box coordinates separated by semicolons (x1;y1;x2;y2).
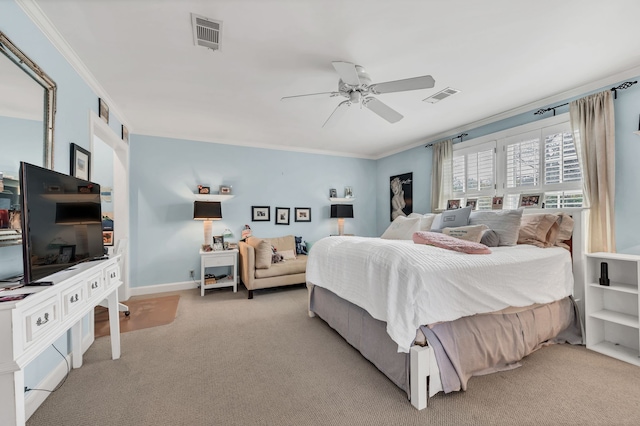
344;187;353;198
102;231;114;246
492;196;504;210
329;188;337;198
275;207;290;225
121;125;129;144
212;235;224;251
466;198;478;210
220;185;232;194
252;206;270;221
295;207;311;222
70;143;91;181
519;193;544;208
99;98;109;124
447;199;461;210
198;185;210;194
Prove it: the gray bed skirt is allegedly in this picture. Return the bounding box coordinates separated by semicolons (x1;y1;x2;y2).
309;285;583;397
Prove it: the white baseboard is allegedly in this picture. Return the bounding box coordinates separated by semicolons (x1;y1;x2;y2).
129;280;198;297
24;353;70;420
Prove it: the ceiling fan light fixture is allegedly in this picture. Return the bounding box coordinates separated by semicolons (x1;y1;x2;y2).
423;87;460;104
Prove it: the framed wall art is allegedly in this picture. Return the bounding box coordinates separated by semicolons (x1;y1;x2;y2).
121;124;129;144
70;143;91;180
389;172;413;221
275;207;290;225
295;207;311;222
251;206;270;222
99;98;109;124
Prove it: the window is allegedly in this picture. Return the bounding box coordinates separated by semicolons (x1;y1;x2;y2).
452;114;582;210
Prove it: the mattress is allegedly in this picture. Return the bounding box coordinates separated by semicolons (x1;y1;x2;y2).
306;236;574;352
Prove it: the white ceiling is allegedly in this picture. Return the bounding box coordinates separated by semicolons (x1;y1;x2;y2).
32;0;640;159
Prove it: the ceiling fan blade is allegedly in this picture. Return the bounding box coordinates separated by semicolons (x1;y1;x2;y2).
370;75;435;94
332;61;361;86
322;100;350;128
363;97;403;123
281;91;340;101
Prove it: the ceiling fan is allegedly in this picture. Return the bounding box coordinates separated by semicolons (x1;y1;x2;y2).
281;61;435;127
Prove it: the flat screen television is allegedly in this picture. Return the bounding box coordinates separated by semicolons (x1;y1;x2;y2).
19;162;105;285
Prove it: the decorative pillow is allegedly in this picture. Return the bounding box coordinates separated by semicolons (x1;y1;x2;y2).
517;214;559;248
381;216;422;240
279;249;297;260
480;229;500;247
247;237;272;269
555;212;574;249
469;208;524;246
413;231;491;254
419;214;437;231
436;206;472;230
295;236;307;255
443;224;488;243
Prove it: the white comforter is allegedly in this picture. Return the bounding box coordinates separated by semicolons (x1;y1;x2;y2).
306;236;574;353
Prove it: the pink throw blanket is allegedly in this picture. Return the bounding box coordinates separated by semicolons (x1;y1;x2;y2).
413;231;491;254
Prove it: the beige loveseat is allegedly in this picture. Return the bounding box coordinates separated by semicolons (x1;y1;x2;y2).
238;235;307;299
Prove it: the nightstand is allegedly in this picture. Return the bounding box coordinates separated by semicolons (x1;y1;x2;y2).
199;249;238;296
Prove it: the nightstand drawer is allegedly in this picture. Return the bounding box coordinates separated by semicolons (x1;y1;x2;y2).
203;254;234;268
23;296;60;344
61;280;86;318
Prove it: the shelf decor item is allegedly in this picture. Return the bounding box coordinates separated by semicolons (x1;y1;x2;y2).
330;188;337;198
599;262;610;286
220;185;232;194
198;185;210;194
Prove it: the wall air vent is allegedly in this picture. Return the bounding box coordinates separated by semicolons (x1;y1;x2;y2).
423;87;460;104
191;13;222;51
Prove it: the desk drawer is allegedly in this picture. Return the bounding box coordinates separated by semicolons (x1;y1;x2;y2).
86;271;105;299
105;263;120;288
61;280;86;319
203;254;234;268
23;296;60;344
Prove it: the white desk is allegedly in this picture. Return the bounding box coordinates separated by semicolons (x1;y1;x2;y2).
0;256;122;425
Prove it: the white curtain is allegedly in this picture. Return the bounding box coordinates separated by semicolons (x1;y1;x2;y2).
569;90;616;253
430;139;453;212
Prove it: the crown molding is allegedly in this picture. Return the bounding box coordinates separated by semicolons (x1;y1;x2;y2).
16;0;132;130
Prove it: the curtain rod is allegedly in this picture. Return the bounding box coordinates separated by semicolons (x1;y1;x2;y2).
534;81;637;116
425;133;467;148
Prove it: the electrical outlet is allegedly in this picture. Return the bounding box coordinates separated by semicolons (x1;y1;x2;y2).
190;270;194;278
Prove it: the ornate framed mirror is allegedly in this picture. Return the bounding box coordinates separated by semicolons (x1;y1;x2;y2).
0;31;57;172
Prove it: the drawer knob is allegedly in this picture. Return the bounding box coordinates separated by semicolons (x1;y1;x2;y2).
70;294;79;303
36;313;50;326
91;282;99;289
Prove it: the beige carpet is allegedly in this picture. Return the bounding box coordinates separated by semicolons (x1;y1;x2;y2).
94;294;180;338
28;286;640;426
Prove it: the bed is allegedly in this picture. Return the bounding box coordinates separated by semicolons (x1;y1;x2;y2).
306;209;587;409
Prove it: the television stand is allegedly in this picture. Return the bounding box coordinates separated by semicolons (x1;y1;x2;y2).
0;256;123;425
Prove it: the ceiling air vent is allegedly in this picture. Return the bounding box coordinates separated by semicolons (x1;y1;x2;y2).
191;13;222;51
423;87;460;104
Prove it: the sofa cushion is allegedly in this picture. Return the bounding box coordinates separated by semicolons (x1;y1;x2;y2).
264;235;296;253
255;255;308;279
247;237;272;269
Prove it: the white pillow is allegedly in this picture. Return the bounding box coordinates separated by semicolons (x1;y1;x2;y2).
469;208;524;246
419;214;437;231
443;224;488;243
381;216;422;240
279;249;297;260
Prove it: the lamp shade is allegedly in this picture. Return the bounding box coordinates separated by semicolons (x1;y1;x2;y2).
330;204;353;218
193;201;222;220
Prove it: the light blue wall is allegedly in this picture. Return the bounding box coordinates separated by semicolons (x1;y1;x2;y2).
129;135;377;287
0;116;42;174
376;77;640;251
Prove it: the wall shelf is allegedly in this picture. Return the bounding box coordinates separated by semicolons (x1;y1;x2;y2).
195;194;235;202
329;197;355;203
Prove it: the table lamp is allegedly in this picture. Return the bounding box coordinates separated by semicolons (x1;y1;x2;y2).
330;204;353;236
193;201;222;246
